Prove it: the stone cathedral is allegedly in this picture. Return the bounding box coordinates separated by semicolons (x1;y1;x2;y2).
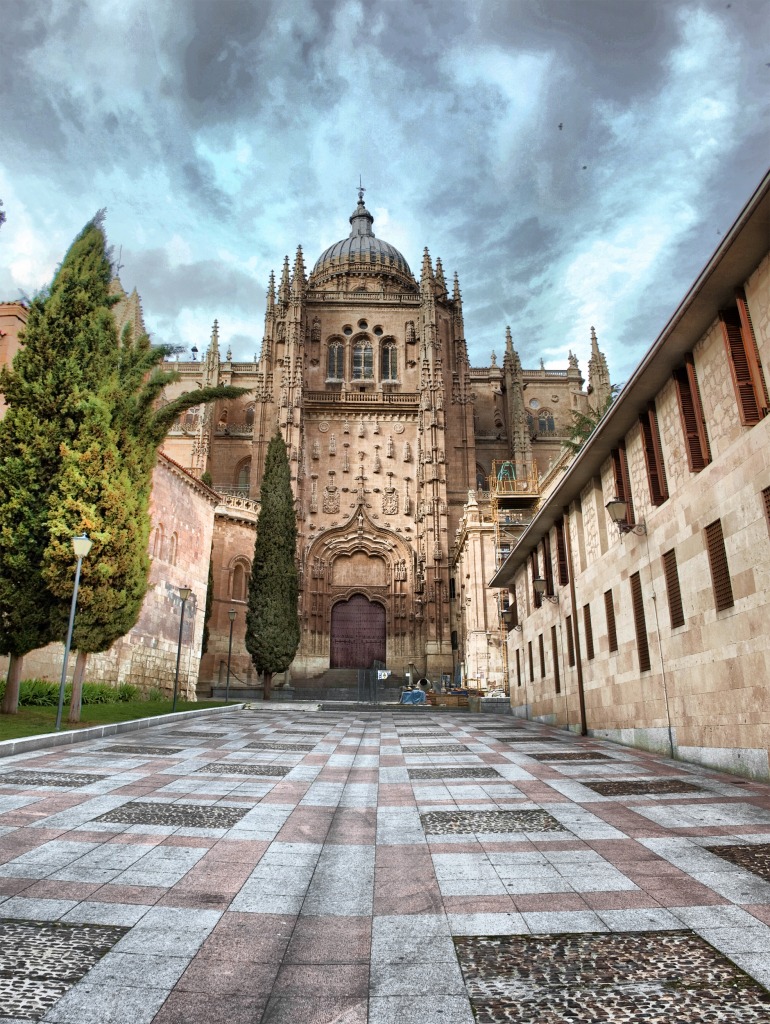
155;190;610;692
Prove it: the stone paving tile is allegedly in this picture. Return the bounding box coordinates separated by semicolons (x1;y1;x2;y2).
193;763;291;777
106;746;183;757
421;809;567;835
408;768;502;780
705;842;770;882
0;771;110;789
94;801;250;829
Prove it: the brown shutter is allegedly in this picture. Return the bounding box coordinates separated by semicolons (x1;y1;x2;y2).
583;603;595;660
639;403;668;505
551;625;560;694
630;571;651;672
555;518;569;586
720;307;762;424
611;445;635;524
736;290;769;412
674;354;711;472
516;648;522;688
704;519;734;611
604;589;618;653
531;551;541;608
763;485;770;538
538;633;545;678
565;614;575;666
528;640;534;682
662;549;685;629
543;534;554;595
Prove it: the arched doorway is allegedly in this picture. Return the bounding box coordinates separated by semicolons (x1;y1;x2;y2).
330;595;386;668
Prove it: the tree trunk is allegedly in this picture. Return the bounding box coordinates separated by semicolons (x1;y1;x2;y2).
263;671;272;700
1;653;24;715
68;650;88;723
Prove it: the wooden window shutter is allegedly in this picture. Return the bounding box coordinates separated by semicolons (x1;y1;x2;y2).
630;572;651;672
516;648;522;688
719;306;764;424
736;290;769;411
604;589;618;653
763;485;770;538
543;534;554;595
551;625;560;693
705;519;734;611
639;403;669;505
611;445;635;524
565;614;575;667
538;633;545;678
674;354;711;472
662;549;685;629
555;519;569;586
583;604;595;660
531;551;542;608
528;640;534;682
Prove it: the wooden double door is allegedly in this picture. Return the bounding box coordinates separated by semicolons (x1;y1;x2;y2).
330;595;386;668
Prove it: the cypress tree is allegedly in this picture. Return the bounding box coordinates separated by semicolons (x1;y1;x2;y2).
0;216;247;716
0;216;118;712
245;431;300;699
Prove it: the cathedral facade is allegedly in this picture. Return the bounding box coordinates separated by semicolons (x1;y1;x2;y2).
158;191;610;692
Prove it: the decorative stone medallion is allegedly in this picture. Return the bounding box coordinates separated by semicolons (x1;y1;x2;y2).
318;420;330;432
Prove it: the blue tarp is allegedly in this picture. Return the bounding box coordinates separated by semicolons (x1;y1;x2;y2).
399;690;427;704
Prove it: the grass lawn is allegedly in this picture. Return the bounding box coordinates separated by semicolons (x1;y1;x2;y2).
0;699;234;743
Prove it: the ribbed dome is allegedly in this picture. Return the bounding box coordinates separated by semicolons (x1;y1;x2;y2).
309;191;416;290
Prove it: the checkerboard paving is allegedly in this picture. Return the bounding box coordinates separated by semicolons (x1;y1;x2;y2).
0;707;768;1023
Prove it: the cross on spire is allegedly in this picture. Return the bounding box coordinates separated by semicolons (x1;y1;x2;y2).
358;176;366;203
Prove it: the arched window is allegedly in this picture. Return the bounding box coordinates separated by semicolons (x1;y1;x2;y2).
218;409;228;429
152;524;165;559
245;405;255;428
236;459;251;493
537;410;555;433
168;532;178;566
352;337;373;380
381;340;397;380
476;465;488;491
182;406;201;432
232;564;246;601
327;340;344;380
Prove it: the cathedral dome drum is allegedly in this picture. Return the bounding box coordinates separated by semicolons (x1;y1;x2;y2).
309;190;417;293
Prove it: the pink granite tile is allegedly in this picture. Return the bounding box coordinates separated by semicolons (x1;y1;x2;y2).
442;894;518;914
745;905;770;926
204;840;269;864
272;962;368;998
276;807;335;843
200;913;295;962
152;992;268;1024
514;893;591;912
90;883;167;904
581;890;665;910
22;879;101;901
284;915;371;964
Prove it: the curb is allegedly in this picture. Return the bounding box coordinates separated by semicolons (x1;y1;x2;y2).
0;703;247;760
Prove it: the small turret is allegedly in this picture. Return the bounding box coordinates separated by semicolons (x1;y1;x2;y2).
278;255;291;304
452;272;462;306
587;326;611;410
420;248;435;293
434;257;447;298
291;246;306;297
266;270;276;313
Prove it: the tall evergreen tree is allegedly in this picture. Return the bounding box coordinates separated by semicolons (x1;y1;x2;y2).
0;216;247;716
0;216;118;712
245;431;300;699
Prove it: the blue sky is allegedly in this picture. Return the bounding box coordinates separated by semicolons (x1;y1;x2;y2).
0;0;768;382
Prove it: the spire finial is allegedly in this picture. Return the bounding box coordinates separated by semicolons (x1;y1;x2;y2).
358;175;366;204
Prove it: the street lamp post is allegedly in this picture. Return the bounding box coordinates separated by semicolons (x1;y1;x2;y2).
172;586;192;713
55;534;93;732
225;609;236;704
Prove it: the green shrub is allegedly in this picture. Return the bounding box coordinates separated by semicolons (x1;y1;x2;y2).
144;686;164;702
81;683;117;705
20;680;61;706
116;683;140;703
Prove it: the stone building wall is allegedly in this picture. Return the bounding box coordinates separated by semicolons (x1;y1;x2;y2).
499;179;770;779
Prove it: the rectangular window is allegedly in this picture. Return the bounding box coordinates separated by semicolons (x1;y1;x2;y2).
662;549;685;629
449;578;456;599
542;534;555;596
583;603;595;661
516;648;522;688
554;518;569;586
630;572;651;672
538;633;545;679
763;485;770;538
551;625;560;694
674;354;711;472
611;444;635;525
604;589;618;653
565;614;575;667
528;640;534;683
705;519;734;611
719;295;768;425
639;402;669;505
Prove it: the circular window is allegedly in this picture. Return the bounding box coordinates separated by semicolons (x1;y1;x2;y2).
358;319;368;330
343;325;353;336
529;398;541;410
374;326;383;336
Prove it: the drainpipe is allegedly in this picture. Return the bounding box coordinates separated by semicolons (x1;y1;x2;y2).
563;506;587;736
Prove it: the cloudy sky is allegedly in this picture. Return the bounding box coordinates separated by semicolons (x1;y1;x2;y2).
1;0;768;381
